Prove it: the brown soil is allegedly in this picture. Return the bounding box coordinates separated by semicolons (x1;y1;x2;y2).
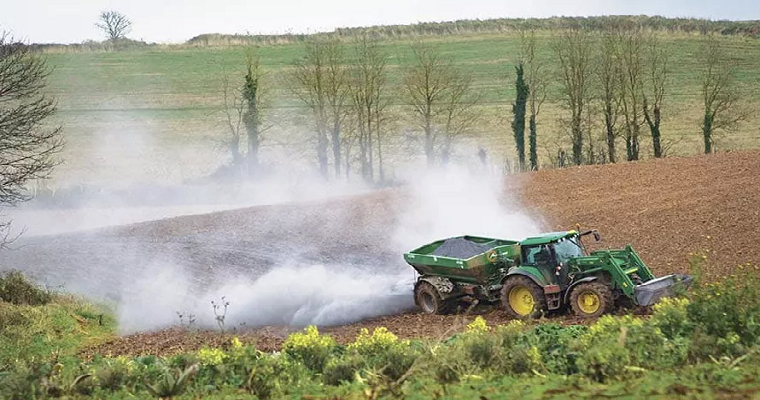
513;150;760;280
80;151;760;357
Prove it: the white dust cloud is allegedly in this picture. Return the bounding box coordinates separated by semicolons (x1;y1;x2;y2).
113;165;543;333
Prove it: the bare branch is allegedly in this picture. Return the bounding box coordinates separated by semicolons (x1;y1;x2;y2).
0;34;63;247
96;11;132;41
552;29;594;165
403;41;478;166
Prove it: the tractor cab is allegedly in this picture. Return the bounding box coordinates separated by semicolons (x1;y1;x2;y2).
518;230;599;287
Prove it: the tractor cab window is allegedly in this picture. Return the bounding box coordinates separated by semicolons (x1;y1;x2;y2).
553;237;584;263
523;245;554;265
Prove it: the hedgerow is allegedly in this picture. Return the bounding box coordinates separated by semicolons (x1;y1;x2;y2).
3;269;760;399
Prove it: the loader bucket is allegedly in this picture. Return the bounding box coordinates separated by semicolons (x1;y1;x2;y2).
634;274;693;306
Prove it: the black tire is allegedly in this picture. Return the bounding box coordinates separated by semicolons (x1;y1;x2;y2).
501;276;547;319
570;281;614;318
414;281;448;315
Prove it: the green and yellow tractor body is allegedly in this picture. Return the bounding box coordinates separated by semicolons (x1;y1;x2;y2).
404;230;692;318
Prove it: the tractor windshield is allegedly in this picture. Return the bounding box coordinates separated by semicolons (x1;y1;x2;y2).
553;236;584;263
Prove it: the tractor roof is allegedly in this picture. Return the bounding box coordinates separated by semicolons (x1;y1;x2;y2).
520;231;578;246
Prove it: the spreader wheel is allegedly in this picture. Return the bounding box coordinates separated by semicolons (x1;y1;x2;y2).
414;281;449;315
570;281;614;318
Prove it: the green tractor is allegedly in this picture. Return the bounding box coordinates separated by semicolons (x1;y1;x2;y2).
403;230;692;318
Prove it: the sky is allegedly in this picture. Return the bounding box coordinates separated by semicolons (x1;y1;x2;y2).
2;0;759;44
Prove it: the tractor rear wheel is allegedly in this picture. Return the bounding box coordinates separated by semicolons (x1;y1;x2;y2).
570;281;614;318
501;276;546;319
414;281;448;315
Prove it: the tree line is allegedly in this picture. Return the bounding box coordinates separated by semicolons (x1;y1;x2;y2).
223;36;481;182
512;29;745;171
224;30;746;181
188;15;760;47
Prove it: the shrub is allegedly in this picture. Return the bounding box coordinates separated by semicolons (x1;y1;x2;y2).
242;356;280;399
0;302;29;332
0;271;51;306
348;327;400;355
347;327;417;381
492;321;541;375
651;297;691;339
283;325;336;373
428;343;477;384
575;316;637;381
524;323;587;374
459;329;501;370
686;271;760;358
146;364;198;399
323;354;366;385
94;357;133;391
0;363;46;400
167;353;200;371
466;316;489;333
197;347;227;366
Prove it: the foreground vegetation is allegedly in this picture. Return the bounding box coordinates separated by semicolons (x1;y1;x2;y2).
2;260;760;399
0;272;116;372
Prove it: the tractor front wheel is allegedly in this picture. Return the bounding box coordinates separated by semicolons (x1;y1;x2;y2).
414;281;449;315
501;276;546;319
570;281;614;318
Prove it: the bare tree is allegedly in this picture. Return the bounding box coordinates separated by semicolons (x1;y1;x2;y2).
403;42;478;166
221;74;245;170
699;36;747;154
0;35;63;247
519;30;547;170
220;49;269;176
597;32;623;163
441;72;479;165
553;30;594;165
242;49;267;174
291;37;348;179
346;34;389;183
96;11;132;41
291;39;330;178
643;35;668;158
324;40;349;179
615;30;646;161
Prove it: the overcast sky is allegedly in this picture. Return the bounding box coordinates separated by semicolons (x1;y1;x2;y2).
3;0;759;44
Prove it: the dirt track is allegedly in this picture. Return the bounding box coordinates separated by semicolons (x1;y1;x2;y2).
5;151;760;356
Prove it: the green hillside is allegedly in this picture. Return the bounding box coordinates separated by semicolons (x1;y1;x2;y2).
40;25;760;186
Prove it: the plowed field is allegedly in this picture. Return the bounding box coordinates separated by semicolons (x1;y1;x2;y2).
6;151;760;356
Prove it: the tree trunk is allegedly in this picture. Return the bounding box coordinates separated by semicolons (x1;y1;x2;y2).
247;128;259;174
626;124;640;161
317;131;329;178
528;114;538;171
367;113;374;182
376;112;385;183
572;115;583;166
332;122;341;178
424;111;434;166
703;112;713;154
604;105;616;164
631;125;640;160
644;103;662;158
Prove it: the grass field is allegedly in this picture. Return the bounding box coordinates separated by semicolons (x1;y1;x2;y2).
41;31;760;186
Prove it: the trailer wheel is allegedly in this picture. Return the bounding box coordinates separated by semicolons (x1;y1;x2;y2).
414;281;448;314
501;276;546;319
570;281;613;318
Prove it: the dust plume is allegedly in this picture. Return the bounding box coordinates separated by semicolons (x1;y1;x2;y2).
109;164;542;333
